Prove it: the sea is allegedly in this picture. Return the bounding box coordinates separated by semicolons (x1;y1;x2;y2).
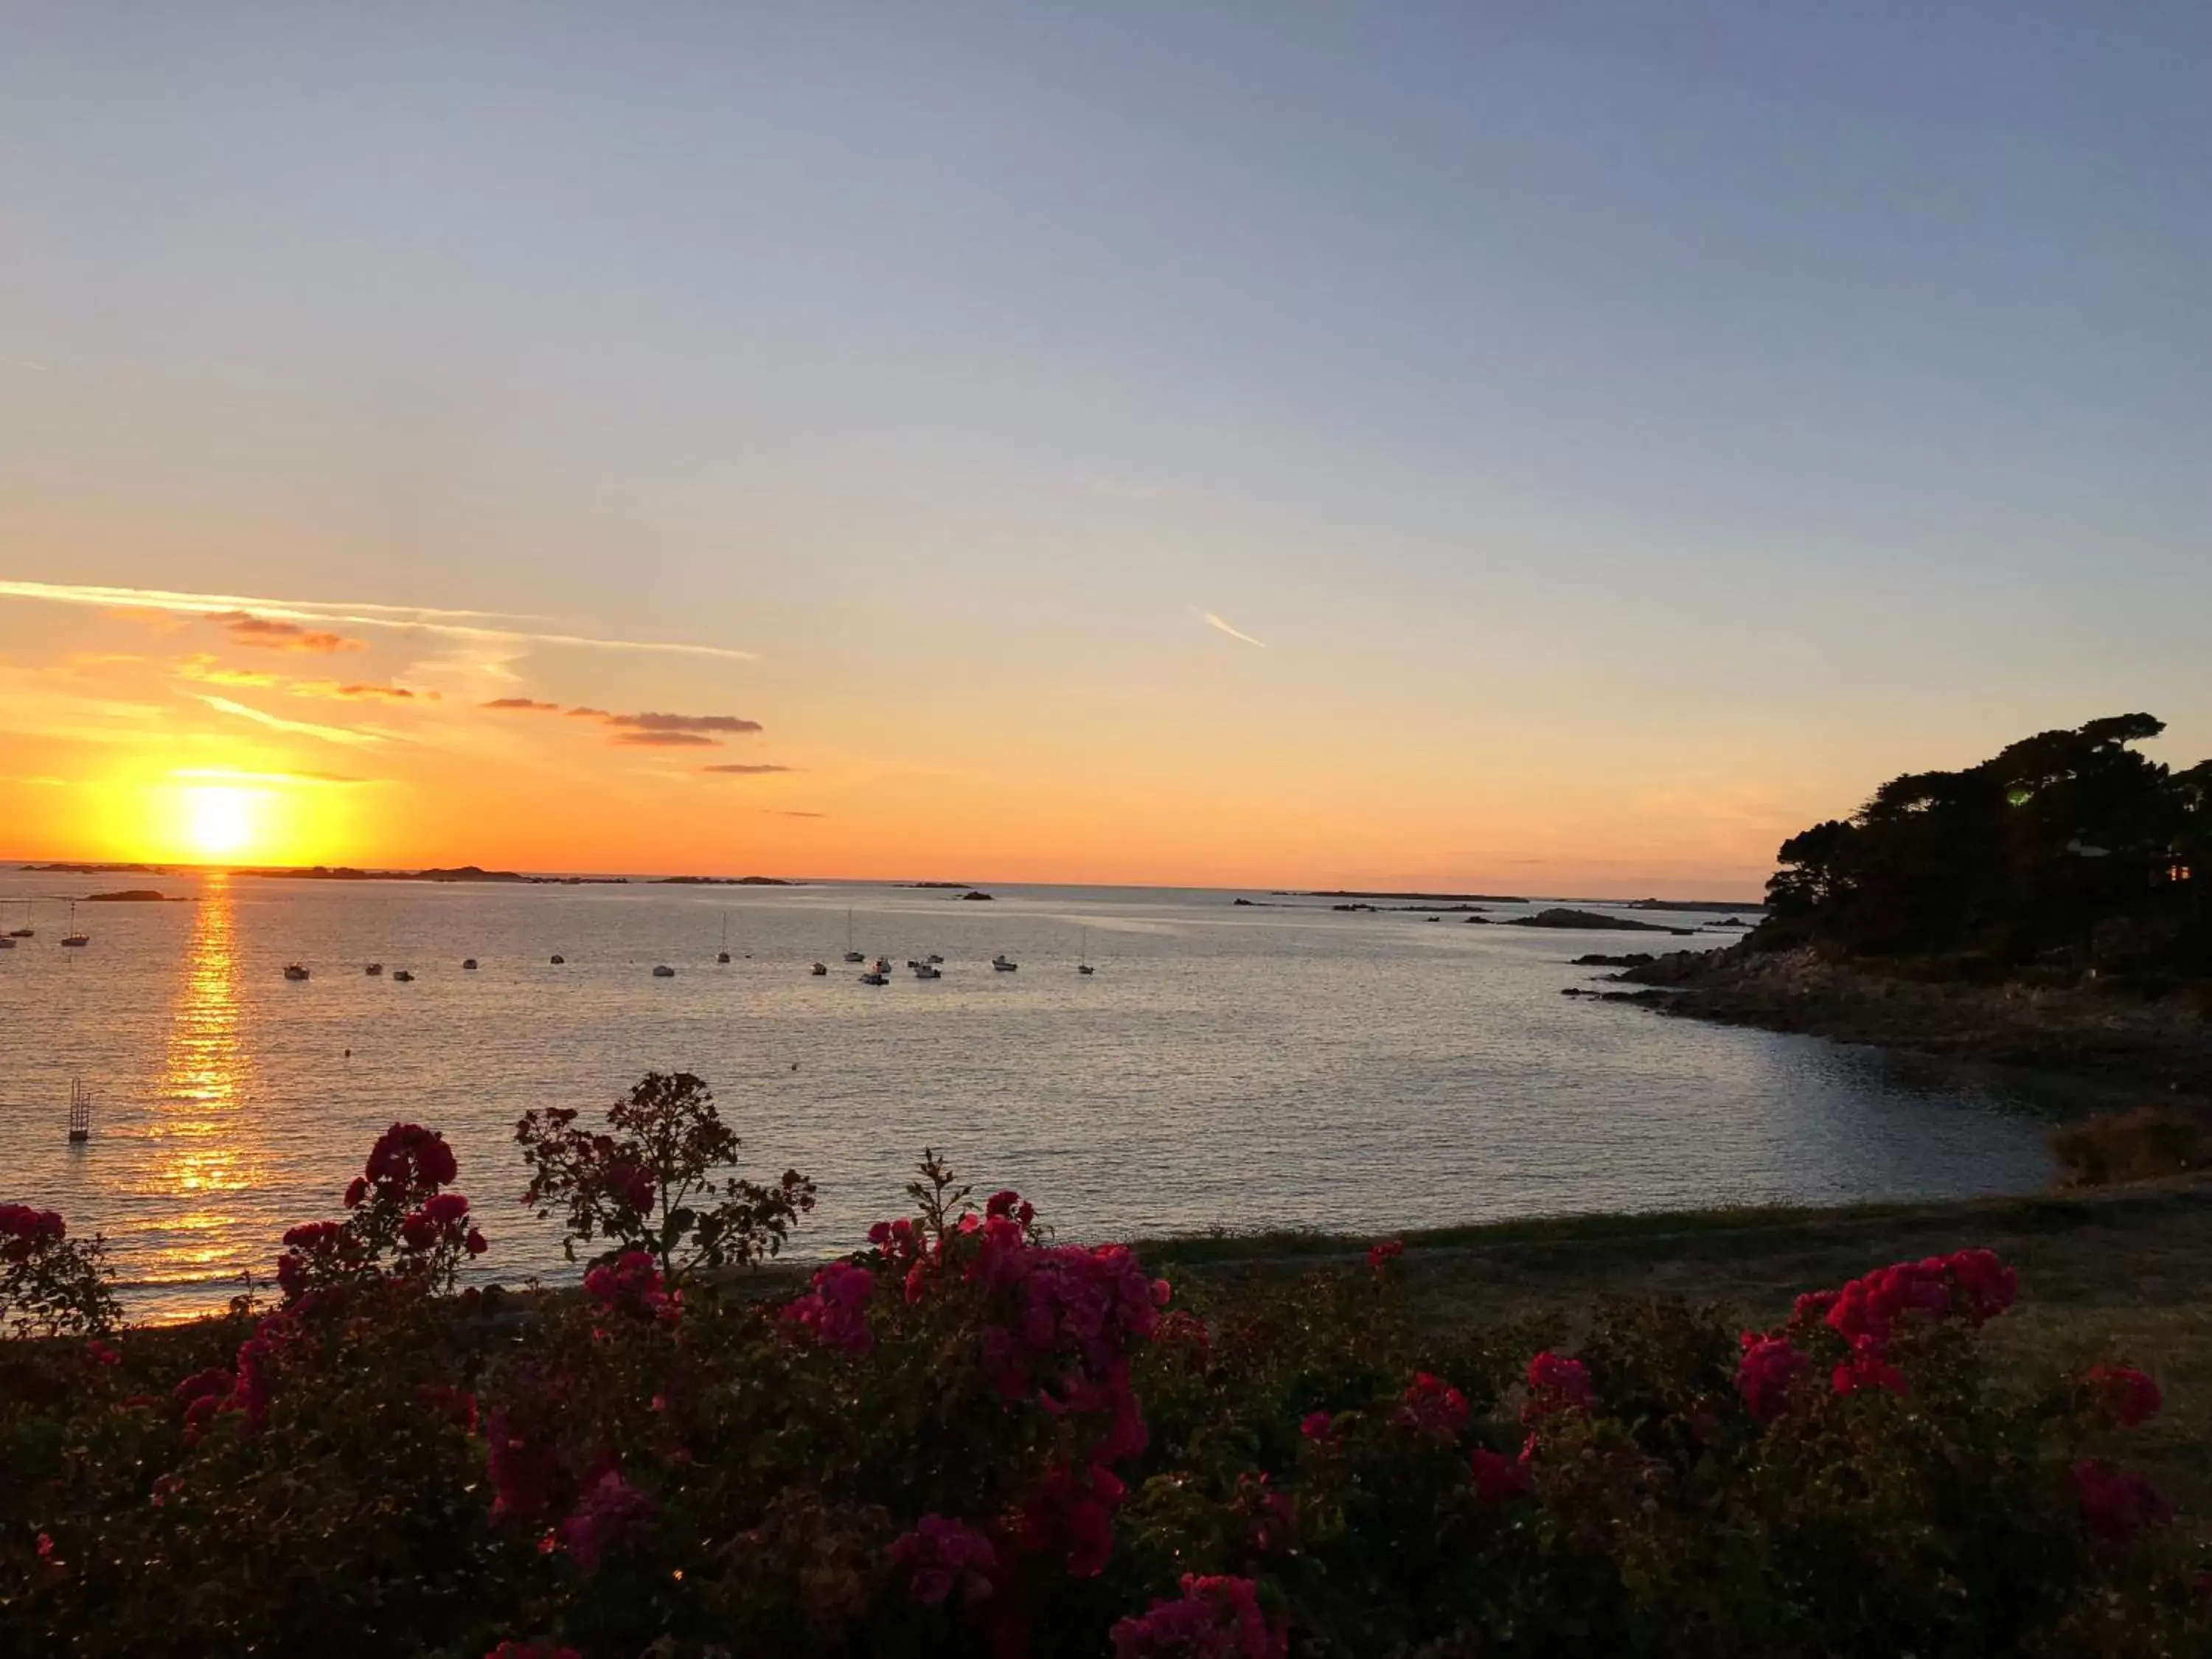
0;868;2067;1322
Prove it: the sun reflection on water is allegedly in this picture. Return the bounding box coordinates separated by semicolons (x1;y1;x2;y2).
142;874;261;1270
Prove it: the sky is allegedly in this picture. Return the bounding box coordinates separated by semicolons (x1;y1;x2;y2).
2;4;2207;894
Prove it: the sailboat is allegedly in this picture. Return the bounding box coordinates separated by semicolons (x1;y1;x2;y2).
6;899;32;939
841;909;864;964
1077;928;1096;975
60;902;89;947
717;912;731;965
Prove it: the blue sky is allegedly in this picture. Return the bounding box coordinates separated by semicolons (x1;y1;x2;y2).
2;4;2206;887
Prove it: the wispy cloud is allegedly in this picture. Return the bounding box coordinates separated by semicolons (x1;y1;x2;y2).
172;766;378;787
613;730;720;748
196;695;386;747
703;763;794;775
609;712;762;736
768;809;826;818
1198;610;1267;648
483;697;562;712
207;610;366;655
315;683;428;703
0;580;752;660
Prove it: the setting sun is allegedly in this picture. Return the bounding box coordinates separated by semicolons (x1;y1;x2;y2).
183;786;258;858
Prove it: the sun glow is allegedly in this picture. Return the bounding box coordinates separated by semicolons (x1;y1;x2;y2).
183;786;260;858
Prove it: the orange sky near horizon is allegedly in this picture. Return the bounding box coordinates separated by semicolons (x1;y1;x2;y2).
0;578;1836;897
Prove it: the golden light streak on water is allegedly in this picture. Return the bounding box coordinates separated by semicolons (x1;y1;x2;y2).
139;874;261;1278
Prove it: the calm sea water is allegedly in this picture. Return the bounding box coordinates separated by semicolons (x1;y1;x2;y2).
0;869;2059;1321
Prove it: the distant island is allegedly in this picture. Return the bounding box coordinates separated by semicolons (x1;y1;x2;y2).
1279;888;1529;902
1504;908;1694;934
959;889;995;901
22;861;170;874
243;865;630;886
82;888;186;902
904;881;975;889
653;875;798;886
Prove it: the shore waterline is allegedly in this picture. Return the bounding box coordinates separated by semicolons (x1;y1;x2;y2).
0;869;2059;1321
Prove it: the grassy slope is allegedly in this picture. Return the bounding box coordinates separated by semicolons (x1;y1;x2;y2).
1145;1176;2212;1510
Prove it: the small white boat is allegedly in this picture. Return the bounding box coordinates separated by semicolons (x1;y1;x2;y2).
366;962;383;975
462;958;479;970
1077;928;1096;975
927;953;945;964
393;970;416;982
872;956;891;974
859;970;888;985
60;902;88;947
913;961;942;979
810;961;828;975
992;953;1018;973
841;909;864;963
653;964;676;978
283;963;310;981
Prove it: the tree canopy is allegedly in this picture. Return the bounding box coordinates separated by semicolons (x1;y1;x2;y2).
1761;715;2208;978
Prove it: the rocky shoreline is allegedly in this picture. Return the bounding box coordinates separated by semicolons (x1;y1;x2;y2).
1609;943;2212;1094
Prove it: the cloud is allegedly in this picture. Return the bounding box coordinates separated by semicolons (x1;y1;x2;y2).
703;763;795;775
207;610;367;655
173;766;378;787
175;654;282;687
613;730;720;748
563;708;765;748
0;579;753;660
611;711;762;735
327;683;424;702
483;697;562;712
195;695;386;747
768;810;826;818
1198;611;1267;648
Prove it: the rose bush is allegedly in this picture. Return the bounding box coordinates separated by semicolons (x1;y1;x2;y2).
3;1079;2208;1657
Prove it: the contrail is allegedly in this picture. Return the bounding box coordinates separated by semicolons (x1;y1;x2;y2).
0;579;753;660
1200;610;1267;648
197;695;386;746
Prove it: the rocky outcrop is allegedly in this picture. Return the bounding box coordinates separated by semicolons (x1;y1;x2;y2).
1614;945;2212;1088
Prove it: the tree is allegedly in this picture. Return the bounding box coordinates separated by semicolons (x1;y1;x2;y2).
516;1071;815;1286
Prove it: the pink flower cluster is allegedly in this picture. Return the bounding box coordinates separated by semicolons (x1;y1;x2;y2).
360;1121;459;1204
1392;1371;1470;1440
1525;1352;1593;1415
1734;1335;1812;1424
583;1251;677;1323
1013;1461;1124;1578
1470;1444;1533;1503
778;1260;876;1354
887;1513;998;1607
400;1190;486;1256
171;1307;293;1436
0;1203;66;1258
2070;1458;2174;1544
1812;1249;2018;1399
1366;1238;1404;1275
1109;1573;1286;1659
2080;1364;2162;1428
560;1470;656;1572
